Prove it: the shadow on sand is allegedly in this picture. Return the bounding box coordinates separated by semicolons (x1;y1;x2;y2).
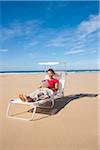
28;93;98;117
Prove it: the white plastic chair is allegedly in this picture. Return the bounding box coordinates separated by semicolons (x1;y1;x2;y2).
6;72;66;121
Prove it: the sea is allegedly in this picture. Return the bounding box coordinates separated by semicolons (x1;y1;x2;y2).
0;70;100;75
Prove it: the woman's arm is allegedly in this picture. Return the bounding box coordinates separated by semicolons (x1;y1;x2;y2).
51;82;59;92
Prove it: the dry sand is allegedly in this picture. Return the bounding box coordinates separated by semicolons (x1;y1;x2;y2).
0;73;99;150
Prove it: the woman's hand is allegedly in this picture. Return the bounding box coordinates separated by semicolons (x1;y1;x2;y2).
54;83;59;91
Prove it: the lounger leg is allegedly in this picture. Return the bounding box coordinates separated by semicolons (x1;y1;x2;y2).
28;106;36;121
6;102;12;118
6;102;37;121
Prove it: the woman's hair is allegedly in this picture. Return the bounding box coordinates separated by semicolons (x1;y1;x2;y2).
47;68;55;74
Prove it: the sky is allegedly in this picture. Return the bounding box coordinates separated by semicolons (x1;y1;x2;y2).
0;1;99;70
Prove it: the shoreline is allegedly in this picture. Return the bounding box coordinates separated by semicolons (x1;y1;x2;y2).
0;71;99;76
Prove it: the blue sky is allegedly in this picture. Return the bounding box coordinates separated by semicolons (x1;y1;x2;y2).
0;1;99;70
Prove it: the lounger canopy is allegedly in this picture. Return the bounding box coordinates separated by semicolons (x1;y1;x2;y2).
39;62;60;65
39;61;67;71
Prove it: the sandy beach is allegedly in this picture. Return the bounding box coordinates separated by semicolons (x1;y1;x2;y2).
0;73;99;150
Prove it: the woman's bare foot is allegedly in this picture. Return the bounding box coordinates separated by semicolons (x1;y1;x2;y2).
19;94;27;102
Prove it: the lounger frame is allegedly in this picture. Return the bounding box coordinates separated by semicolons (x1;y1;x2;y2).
6;97;54;121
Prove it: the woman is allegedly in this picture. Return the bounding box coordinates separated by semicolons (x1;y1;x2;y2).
19;68;59;102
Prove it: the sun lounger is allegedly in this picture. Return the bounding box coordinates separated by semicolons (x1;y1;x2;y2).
6;63;66;121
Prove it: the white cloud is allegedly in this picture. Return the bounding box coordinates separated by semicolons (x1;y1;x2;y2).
0;19;41;42
46;30;72;47
44;14;99;59
24;40;39;48
0;49;8;52
78;15;100;36
0;64;34;70
64;49;85;55
69;60;98;70
27;51;41;59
